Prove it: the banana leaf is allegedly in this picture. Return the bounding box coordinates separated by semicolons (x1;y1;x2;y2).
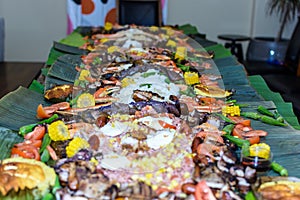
28;80;44;94
220;65;249;85
0;87;51;131
57;54;82;66
47;61;78;83
214;56;240;67
178;24;199;35
46;47;66;66
0;127;23;160
59;31;87;47
240;102;300;177
205;44;231;59
53;41;89;55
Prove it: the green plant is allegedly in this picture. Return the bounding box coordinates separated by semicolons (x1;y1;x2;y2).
267;0;300;41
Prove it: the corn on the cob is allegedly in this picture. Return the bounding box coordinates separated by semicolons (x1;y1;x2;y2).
48;120;70;141
249;143;271;159
66;137;90;158
76;93;95;108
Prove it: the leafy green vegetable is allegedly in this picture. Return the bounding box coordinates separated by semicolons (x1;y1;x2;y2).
139;83;152;88
164;78;171;84
141;72;156;78
176;63;190;72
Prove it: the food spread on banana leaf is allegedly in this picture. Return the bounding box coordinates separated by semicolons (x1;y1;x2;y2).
0;25;290;200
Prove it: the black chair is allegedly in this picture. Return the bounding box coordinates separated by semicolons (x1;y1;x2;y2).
243;16;300;76
116;0;162;26
245;16;300;120
259;16;300;93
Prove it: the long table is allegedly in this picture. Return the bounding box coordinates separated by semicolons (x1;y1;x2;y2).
0;25;300;194
0;62;43;98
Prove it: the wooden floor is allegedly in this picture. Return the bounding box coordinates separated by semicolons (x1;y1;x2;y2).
0;62;44;98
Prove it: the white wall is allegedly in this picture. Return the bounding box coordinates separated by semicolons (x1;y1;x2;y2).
0;0;67;62
168;0;253;42
252;0;297;39
0;0;297;62
168;0;297;46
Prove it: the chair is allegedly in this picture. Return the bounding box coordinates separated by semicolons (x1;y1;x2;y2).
246;16;300;119
116;0;162;26
243;16;300;76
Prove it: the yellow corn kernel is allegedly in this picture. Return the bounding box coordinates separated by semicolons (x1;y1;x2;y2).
184;72;199;85
48;120;70;141
66;137;90;158
170;180;179;188
165;27;175;36
145;173;153;179
100;38;109;43
152;184;158;191
249;143;271;159
222;105;240;116
183;172;191;179
150;26;159;32
104;22;113;31
78;69;90;81
107;46;118;54
76;93;95;108
166;39;176;47
175;46;187;61
90;157;98;165
121;77;135;87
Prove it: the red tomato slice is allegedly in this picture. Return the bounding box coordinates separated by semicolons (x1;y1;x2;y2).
245;135;260;145
15;140;42;149
36;104;55;119
11;147;31;158
24;125;46;140
232;126;244;139
13;145;40;161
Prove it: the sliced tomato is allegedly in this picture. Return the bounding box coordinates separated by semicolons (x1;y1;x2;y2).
245;135;260;145
11;147;31;158
232;126;244;139
17;144;41;160
24;125;46;140
36;104;55;119
228;116;251;127
239;119;251;127
15;140;42;149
